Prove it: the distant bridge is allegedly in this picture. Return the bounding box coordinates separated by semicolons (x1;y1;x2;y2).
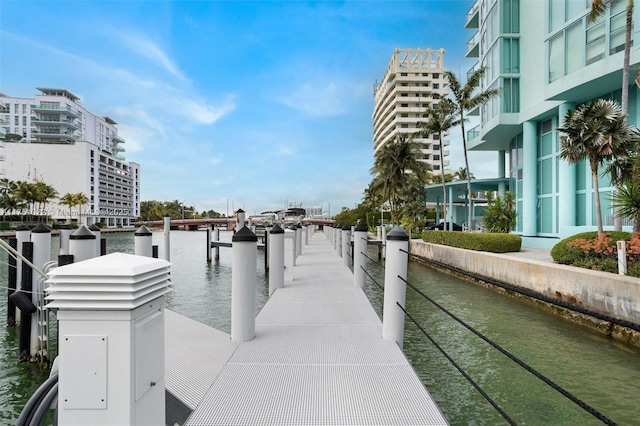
135;217;335;231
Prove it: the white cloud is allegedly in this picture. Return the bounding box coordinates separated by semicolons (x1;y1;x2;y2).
113;32;186;81
277;82;346;117
178;96;236;125
210;156;222;165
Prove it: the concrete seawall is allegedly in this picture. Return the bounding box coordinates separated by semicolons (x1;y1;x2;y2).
409;239;640;327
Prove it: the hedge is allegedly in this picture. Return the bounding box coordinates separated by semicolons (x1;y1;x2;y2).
422;231;522;253
550;231;631;265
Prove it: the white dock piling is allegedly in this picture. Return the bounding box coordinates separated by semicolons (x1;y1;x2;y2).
341;225;350;267
134;225;153;257
163;216;171;262
231;226;257;342
69;226;97;263
382;226;409;349
353;224;368;288
89;224;102;257
59;225;72;255
236;209;246;232
268;224;285;295
30;224;51;359
284;228;295;282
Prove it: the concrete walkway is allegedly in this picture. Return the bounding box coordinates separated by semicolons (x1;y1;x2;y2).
166;232;447;426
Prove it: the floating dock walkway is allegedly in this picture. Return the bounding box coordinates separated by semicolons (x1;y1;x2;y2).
165;231;447;425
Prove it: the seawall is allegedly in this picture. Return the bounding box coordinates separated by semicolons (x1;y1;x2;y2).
409;239;640;345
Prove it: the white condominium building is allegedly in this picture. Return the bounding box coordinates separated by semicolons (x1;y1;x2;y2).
0;88;140;227
373;48;450;172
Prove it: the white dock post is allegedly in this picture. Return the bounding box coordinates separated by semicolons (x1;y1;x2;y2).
236;209;246;232
134;225;153;257
231;226;257;342
335;225;341;256
46;253;171;426
163;215;171;262
284;228;295;282
206;225;212;263
30;224;51;359
341;225;350;267
268;224;285;295
296;224;303;256
382;226;409;349
69;225;97;263
59;225;72;255
89;224;102;258
381;225;387;259
353;224;368;288
304;225;310;245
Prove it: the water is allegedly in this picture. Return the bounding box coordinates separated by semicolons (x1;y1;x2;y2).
1;231;639;425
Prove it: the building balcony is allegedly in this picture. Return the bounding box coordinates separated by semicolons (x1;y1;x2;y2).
112;134;125;143
31;104;81;118
467;124;480;142
32;117;79;130
31;129;78;143
465;0;480;29
466;31;480;58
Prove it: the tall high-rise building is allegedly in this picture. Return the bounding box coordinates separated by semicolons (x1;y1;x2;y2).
0;88;140;227
464;0;638;243
373;48;450;172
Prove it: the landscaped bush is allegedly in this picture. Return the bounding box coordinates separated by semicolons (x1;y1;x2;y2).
550;231;640;276
422;230;522;253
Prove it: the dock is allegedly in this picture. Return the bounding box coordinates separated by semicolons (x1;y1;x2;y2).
165;231;448;425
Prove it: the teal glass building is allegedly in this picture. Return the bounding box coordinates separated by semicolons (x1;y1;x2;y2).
464;0;638;246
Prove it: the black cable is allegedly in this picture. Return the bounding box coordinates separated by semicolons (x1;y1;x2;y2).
398;302;517;426
361;252;384;267
361;266;383;290
399;275;617;426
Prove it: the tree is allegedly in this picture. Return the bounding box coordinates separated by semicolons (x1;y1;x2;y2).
417;98;457;230
558;99;640;235
370;133;430;223
591;0;634;231
611;179;640;232
59;193;77;223
445;67;499;230
454;167;475;181
482;190;517;233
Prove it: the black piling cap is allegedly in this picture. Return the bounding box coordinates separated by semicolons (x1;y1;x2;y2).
70;225;97;240
31;223;51;233
387;226;409;241
89;224;101;231
232;226;257;242
135;225;153;236
270;224;284;234
341;224;350;230
236;208;245;213
296;223;302;229
289;225;298;231
16;225;30;232
355;223;368;232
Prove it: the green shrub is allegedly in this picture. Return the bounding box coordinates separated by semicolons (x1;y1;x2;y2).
422;231;522;253
550;231;631;264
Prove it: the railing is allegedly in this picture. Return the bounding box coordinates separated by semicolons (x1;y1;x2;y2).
350;226;618;425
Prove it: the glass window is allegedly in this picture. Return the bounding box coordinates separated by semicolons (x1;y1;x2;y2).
539;198;553;233
541;132;553;157
502;0;519;33
502;38;520;73
566;22;583;74
567;0;586;19
550;0;564;32
610;9;628;54
586;19;606;64
539;158;553;195
549;33;564;82
576;193;586;225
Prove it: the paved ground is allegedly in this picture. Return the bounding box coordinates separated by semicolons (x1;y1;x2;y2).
499;247;554;263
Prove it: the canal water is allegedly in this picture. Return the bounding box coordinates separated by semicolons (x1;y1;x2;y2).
0;230;639;425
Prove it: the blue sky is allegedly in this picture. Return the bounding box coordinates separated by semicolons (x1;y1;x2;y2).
0;0;493;217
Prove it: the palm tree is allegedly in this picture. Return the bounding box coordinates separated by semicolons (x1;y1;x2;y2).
33;181;58;221
454;167;475;181
371;133;430;223
611;180;640;232
591;0;634;231
74;192;89;224
558;99;640;235
445;67;499;230
59;193;77;224
417;98;457;230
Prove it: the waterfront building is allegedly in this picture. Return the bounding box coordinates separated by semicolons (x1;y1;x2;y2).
460;0;639;246
373;48;451;172
0;88;140;227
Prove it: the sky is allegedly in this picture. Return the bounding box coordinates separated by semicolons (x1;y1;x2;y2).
0;0;495;217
